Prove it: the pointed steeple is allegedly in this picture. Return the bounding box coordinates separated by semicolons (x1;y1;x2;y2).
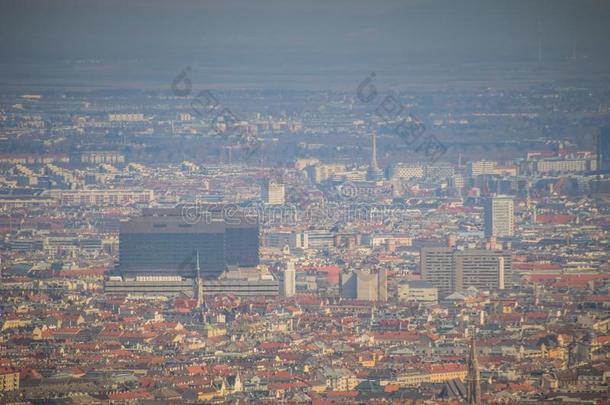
466;329;482;404
195;249;204;309
196;249;201;277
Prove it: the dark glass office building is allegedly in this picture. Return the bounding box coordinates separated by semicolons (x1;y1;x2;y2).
119;208;259;279
225;226;260;267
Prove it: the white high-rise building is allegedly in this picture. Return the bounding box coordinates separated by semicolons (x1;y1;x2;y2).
262;180;285;205
282;261;296;297
469;160;497;176
484;196;514;238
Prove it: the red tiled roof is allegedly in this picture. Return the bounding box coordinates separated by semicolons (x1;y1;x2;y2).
595;336;610;345
326;391;358;398
108;389;154;401
268;381;308;390
187;365;208;375
369;331;422;341
536;214;576;225
54;327;81;335
426;363;466;374
586;295;610;303
58;268;107;277
513;262;561;271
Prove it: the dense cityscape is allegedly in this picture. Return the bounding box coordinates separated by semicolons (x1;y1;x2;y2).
2;0;610;404
1;83;609;403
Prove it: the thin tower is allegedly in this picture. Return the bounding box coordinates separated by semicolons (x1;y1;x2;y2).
195;249;204;310
466;329;482;404
537;18;543;64
367;131;384;181
371;131;378;169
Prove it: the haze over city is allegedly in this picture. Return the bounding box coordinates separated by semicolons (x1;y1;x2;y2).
0;0;609;404
2;0;610;90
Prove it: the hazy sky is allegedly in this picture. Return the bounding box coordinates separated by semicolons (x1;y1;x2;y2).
1;0;609;90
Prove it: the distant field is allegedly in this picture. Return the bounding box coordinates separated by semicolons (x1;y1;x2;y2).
0;59;609;93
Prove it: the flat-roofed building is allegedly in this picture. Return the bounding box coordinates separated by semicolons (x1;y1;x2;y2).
391;164;425;179
534;158;592;174
0;188;55;209
341;268;387;301
420;247;454;298
598;127;610;171
469;160;497;176
282;261;296;297
104;275;194;297
202;266;278;297
421;248;511;299
306;231;335;249
118;208;259;279
454;250;507;292
261;180;285;205
304;164;345;183
484;196;514;238
119;216;226;278
398;280;438;303
0;368;20;392
266;231;309;250
108;113;145;122
71;151;125;164
54;189;154;207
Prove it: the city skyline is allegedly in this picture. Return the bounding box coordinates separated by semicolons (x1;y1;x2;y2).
1;1;609;403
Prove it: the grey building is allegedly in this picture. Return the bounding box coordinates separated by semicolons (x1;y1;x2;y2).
484;196;514;238
597;127;610;172
421;248;512;298
340;268;387;301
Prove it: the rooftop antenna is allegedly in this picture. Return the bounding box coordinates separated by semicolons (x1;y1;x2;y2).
537;18;543;65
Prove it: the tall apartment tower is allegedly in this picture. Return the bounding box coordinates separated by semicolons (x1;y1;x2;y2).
355;269;387;301
340;270;357;299
340;268;387;301
484;196;514;238
421;248;511;299
377;268;388;302
262;180;285;205
454;251;507;292
282;261;296;297
371;130;378;169
420;247;454;298
356;271;377;301
597;127;610;172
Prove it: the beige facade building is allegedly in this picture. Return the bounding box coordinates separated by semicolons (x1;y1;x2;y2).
0;368;19;392
421;248;511;298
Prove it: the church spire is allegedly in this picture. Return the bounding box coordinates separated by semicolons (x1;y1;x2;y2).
195;249;203;309
466;330;482;404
